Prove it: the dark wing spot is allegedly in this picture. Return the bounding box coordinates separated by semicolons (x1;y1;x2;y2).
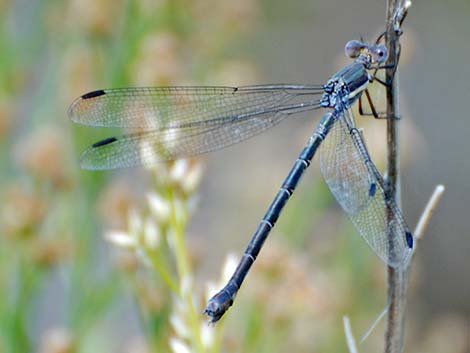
405;231;414;249
92;137;117;148
82;90;106;99
369;183;377;197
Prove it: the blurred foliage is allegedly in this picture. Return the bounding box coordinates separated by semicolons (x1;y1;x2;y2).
0;1;468;353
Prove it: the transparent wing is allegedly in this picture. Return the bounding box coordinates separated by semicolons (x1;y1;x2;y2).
69;85;323;128
319;109;414;268
70;85;323;169
79;108;313;169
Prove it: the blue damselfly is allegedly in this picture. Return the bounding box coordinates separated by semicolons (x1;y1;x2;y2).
69;39;415;323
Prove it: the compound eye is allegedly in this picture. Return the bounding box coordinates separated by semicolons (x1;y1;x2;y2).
373;44;388;63
345;40;366;58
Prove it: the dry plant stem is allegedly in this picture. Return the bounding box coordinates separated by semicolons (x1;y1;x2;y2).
384;1;410;353
343;316;359;353
413;185;445;240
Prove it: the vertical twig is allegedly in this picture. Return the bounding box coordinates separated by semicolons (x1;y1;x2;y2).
383;1;412;353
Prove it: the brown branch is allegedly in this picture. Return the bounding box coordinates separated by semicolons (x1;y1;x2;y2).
383;1;412;353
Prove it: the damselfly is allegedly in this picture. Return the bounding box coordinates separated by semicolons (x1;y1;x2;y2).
69;38;415;323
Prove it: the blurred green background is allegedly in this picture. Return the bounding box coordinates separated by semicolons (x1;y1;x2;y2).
0;0;468;352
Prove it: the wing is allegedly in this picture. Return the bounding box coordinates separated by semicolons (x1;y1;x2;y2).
319;109;414;268
69;85;323;169
69;85;323;128
80;110;291;169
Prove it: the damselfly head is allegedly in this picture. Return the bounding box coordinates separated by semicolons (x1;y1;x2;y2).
345;40;388;65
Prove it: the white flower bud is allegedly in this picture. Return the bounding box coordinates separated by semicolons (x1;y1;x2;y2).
170;338;192;353
170;159;189;184
147;192;171;224
104;230;137;249
181;162;204;194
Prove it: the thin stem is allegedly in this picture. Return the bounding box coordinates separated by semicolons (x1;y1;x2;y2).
343;316;360;353
383;2;411;353
167;187;208;353
413;185;445;240
149;253;179;293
